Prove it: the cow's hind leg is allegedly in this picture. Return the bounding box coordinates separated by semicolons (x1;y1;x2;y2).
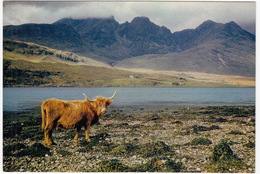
41;107;46;131
44;122;56;146
44;129;52;146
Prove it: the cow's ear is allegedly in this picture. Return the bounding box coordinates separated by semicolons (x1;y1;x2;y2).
90;102;97;108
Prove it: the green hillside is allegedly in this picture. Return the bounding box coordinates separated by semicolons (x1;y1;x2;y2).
3;39;254;87
3;58;209;87
3;39;109;67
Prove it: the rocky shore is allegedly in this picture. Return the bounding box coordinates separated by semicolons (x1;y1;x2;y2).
3;105;255;172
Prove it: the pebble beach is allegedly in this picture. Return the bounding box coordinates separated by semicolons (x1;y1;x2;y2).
3;105;255;172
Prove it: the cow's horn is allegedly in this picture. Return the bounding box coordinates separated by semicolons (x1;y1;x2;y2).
82;93;89;100
110;90;117;100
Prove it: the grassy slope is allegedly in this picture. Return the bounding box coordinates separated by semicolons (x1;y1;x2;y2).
117;68;255;87
4;57;217;87
3;39;109;67
3;39;255;87
115;40;255;77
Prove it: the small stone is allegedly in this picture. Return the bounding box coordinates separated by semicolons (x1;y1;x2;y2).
132;155;137;158
181;158;187;164
134;160;142;164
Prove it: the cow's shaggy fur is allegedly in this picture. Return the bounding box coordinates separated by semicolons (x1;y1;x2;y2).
41;94;115;146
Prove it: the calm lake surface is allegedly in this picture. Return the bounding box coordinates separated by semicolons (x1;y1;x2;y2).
3;87;255;112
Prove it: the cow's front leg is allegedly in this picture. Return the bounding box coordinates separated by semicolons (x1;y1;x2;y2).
85;124;91;142
74;127;81;143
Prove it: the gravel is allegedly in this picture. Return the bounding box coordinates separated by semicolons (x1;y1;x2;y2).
3;105;255;172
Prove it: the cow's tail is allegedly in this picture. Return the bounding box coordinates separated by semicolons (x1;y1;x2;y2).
41;102;47;131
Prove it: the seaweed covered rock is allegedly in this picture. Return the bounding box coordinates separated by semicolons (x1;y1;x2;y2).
109;141;173;158
138;141;174;157
79;133;114;152
20;125;42;140
4;123;23;138
4;142;51;157
132;158;183;172
192;125;208;133
3;143;27;156
211;139;235;162
109;143;137;155
95;159;131;172
209;139;244;172
16;143;51;157
132;158;159;172
163;158;183;172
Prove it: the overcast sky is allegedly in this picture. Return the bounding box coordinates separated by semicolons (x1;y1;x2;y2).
3;1;256;34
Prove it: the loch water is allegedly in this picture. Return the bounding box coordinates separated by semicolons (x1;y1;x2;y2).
3;87;255;112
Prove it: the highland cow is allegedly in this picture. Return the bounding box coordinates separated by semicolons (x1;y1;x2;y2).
41;91;116;146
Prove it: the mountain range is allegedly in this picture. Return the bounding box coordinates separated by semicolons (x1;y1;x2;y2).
3;16;255;77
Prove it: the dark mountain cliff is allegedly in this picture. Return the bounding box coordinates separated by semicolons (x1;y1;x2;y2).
117;17;174;57
3;23;83;52
171;20;255;51
55;17;119;47
3;16;255;76
115;20;255;77
53;16;175;59
4;16;178;60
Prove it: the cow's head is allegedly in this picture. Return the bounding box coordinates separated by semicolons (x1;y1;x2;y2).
83;91;116;116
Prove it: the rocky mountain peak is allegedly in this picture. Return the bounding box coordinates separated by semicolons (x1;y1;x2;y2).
196;20;221;32
223;21;255;41
131;16;151;24
3;16;255;76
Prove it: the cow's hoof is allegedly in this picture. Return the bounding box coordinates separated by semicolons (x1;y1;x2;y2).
74;140;78;143
86;139;91;142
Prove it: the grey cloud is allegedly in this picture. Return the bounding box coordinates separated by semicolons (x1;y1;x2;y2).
3;1;256;34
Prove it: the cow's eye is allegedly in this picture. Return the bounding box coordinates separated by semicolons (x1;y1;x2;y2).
106;101;111;105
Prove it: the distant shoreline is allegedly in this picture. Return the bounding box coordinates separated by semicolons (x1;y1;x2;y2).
3;103;256;115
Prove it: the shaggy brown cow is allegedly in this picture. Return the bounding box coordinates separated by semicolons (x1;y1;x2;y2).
41;91;116;146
